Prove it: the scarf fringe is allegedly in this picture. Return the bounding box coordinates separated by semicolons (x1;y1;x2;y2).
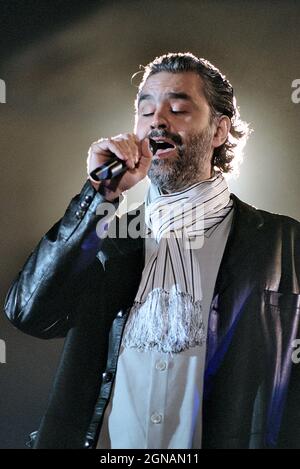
122;285;205;354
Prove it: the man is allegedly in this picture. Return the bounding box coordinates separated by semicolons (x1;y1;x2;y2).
4;52;300;449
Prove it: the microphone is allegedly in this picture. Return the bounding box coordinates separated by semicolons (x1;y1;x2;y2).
89;155;127;181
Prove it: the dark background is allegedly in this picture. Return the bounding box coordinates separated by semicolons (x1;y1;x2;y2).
0;0;299;448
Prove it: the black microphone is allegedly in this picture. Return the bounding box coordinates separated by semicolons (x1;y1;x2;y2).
89;155;127;181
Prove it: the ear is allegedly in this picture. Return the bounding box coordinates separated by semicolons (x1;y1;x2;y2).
211;115;231;149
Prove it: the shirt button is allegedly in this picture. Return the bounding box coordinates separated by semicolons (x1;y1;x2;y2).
80;201;89;209
102;371;113;383
85;195;92;203
151;412;163;424
155;360;167;371
75;209;85;220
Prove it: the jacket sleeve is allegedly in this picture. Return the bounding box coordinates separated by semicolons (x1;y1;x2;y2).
3;179;121;339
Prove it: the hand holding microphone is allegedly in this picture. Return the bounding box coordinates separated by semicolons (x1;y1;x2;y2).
87;133;152;202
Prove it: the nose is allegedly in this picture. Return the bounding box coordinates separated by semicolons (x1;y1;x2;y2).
150;108;169;130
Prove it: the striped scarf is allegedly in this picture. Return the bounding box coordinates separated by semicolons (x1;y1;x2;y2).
122;171;233;353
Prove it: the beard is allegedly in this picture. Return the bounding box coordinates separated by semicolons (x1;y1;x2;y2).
147;125;214;193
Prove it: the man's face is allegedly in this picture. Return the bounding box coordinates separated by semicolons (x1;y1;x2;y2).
135;71;216;192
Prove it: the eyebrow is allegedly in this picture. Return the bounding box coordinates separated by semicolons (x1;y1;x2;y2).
138;91;194;107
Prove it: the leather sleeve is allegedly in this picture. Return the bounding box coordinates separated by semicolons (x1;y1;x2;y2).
3;180;121;339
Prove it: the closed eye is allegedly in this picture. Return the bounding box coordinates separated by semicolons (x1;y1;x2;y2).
141;110;187;116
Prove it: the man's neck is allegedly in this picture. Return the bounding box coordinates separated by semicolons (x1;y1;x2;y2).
159;168;216;194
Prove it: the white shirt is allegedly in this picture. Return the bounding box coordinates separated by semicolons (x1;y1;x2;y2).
97;209;234;449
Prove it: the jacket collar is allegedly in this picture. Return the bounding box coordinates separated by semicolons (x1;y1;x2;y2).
213;193;265;296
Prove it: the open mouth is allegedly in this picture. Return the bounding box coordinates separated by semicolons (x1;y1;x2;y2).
149;138;176;155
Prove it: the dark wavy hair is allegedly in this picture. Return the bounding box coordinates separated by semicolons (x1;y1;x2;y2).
134;52;251;173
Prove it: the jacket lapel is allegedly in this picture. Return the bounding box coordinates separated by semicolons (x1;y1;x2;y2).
203;194;264;368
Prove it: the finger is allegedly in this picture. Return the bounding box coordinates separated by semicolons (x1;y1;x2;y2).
139;138;153;171
126;137;139;164
115;134;140;165
112;134;136;150
109;140;136;169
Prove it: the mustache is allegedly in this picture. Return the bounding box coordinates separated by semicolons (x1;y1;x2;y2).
147;130;183;146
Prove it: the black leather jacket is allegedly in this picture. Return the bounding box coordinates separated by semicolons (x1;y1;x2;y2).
4;180;300;449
